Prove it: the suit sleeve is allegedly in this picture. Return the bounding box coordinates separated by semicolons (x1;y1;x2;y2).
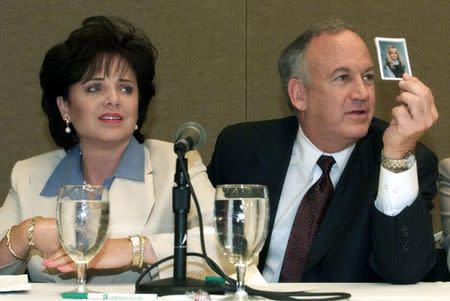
207;129;227;187
370;144;438;284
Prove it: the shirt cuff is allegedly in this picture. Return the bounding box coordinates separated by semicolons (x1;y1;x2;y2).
375;160;419;216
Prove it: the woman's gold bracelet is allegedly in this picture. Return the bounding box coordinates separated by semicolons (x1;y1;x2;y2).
6;225;24;261
27;216;42;257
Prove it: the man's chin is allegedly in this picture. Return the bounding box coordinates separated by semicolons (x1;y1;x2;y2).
344;125;370;142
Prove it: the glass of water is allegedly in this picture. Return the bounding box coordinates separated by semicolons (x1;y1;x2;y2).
214;184;269;300
56;185;109;293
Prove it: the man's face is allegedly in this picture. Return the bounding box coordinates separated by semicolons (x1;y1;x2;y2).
299;30;376;152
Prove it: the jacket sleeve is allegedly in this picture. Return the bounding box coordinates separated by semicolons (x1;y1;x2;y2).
207;129;227;187
0;161;27;274
370;144;438;284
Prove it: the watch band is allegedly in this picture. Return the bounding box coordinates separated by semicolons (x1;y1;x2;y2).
128;235;144;269
381;149;414;172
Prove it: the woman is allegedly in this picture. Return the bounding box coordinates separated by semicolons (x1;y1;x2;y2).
0;16;224;283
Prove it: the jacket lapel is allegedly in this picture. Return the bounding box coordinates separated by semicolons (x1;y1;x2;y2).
303;135;379;272
257;117;299;269
107;147;155;238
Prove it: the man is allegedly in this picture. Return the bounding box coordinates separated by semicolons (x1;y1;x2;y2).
208;19;438;284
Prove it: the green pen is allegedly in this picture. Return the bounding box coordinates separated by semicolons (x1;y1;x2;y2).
204;275;225;286
60;292;157;300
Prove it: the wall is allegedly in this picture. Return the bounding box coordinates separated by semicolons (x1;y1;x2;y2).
1;0;449;230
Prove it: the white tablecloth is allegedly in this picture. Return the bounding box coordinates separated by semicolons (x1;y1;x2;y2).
0;282;450;300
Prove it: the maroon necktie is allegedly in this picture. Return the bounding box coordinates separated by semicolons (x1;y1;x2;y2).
279;155;335;282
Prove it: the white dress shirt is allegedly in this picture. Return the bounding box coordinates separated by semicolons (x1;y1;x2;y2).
262;126;418;282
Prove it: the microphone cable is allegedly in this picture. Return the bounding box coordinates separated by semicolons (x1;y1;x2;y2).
135;150;351;300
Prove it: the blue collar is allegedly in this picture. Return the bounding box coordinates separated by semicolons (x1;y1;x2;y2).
40;137;145;196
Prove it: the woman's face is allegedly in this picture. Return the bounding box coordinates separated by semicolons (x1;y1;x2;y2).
388;48;399;60
57;56;139;148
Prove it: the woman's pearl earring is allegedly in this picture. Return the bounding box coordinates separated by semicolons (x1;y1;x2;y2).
134;124;138;131
65;118;71;134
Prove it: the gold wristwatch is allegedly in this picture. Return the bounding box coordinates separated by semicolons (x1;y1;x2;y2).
381;149;415;173
128;235;144;269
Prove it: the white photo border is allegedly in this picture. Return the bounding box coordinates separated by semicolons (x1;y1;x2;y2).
374;37;412;81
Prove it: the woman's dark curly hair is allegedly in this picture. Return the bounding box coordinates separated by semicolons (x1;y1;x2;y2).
40;16;157;150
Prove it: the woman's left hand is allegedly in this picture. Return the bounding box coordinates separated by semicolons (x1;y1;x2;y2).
42;248;75;272
43;238;136;272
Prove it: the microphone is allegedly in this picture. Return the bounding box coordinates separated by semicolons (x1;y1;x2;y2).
174;121;206;153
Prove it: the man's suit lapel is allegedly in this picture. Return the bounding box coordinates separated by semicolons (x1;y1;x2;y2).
257;116;299;270
303;135;379;273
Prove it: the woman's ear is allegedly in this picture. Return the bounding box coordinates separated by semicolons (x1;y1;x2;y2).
56;96;69;120
287;78;306;112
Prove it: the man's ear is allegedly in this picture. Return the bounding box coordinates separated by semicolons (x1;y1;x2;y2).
287;78;306;112
56;96;69;120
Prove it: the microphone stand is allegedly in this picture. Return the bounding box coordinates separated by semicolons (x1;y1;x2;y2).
173;157;190;281
135;151;225;296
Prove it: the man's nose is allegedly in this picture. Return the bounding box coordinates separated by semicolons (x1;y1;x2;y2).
351;79;370;100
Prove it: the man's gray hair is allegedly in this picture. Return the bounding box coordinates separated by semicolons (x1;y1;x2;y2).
278;18;356;111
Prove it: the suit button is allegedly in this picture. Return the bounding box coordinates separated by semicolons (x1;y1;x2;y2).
402;242;409;252
400;225;408;253
401;225;408;238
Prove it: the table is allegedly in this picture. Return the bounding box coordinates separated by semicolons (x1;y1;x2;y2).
1;282;449;300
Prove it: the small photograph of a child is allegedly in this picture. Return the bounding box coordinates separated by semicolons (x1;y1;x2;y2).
374;37;412;80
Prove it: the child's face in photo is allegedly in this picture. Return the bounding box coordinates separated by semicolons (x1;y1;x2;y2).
388;48;399;60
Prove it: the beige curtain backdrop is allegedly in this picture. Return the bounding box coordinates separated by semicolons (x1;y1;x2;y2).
1;0;449;231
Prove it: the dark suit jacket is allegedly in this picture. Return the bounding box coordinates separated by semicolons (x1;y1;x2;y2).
208;116;438;284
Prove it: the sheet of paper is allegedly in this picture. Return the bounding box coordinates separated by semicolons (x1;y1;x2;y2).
0;274;31;292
